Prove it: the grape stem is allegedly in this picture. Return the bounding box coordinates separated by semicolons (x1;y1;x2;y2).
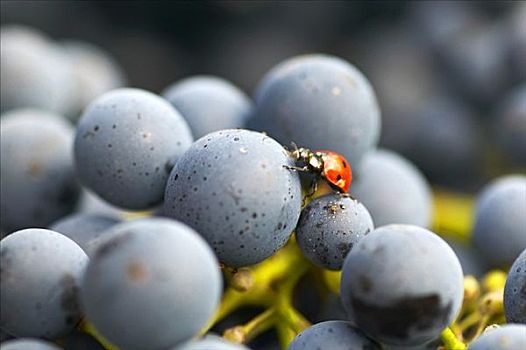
441;327;467;350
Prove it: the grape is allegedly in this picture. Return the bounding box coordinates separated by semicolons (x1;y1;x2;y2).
350;149;433;228
0;338;61;350
295;194;374;270
49;213;120;254
468;324;526;350
504;248;526;324
495;84;526;165
0;25;77;115
174;335;252;350
1;229;88;338
340;224;464;346
164;129;302;267
81;218;222;350
247;54;381;169
472;175;526;267
74;88;193;210
0;109;80;233
287;320;380;350
163;75;253;139
62;40;126;117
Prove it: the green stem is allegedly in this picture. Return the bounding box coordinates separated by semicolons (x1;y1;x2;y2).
441;327;467;350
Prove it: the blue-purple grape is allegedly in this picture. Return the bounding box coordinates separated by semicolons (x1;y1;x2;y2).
163;75;253;139
0;109;80;233
0;338;61;350
0;25;77;115
468;324;526;350
1;229;88;338
287;320;380;350
296;194;374;270
164;129;302;267
81;218;222;350
74;88;193;210
248;54;381;169
340;224;464;346
472;175;526;267
504;248;526;324
174;335;252;350
350;149;433;228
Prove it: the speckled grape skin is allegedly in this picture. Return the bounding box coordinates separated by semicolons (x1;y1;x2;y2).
163;75;253;139
248;54;381;169
287;320;380;350
81;218;222;350
164;129;302;267
0;229;88;339
0;109;80;233
472;175;526;267
504;249;526;324
0;25;77;115
74;88;193;210
0;338;62;350
296;194;374;270
49;213;120;254
340;225;464;346
350;149;433;228
468;324;526;350
174;335;252;350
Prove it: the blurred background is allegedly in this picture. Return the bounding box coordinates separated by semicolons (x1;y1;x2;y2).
1;0;525;192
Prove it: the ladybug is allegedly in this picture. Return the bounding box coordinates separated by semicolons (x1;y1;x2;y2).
285;143;352;198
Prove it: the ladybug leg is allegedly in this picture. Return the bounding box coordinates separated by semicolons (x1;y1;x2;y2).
283;165;310;172
339;192;356;200
302;178;318;207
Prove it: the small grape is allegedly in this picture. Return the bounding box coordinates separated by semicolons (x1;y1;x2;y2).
504;248;526;324
472;175;526;267
350;149;433;228
164;129;302;267
340;224;464;346
0;25;77;115
0;109;80;233
287;320;380;350
81;218;222;350
163;75;253;139
1;229;88;338
174;335;252;350
296;194;374;270
468;324;526;350
0;338;61;350
74;88;193;209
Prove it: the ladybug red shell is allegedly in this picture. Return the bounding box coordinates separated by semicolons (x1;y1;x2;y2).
317;150;352;193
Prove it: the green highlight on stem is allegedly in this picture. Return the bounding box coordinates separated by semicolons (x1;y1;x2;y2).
441;327;467;350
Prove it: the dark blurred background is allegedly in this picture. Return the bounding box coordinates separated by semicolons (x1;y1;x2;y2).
2;0;525;191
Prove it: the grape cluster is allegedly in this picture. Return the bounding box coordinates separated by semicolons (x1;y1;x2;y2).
1;5;526;349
